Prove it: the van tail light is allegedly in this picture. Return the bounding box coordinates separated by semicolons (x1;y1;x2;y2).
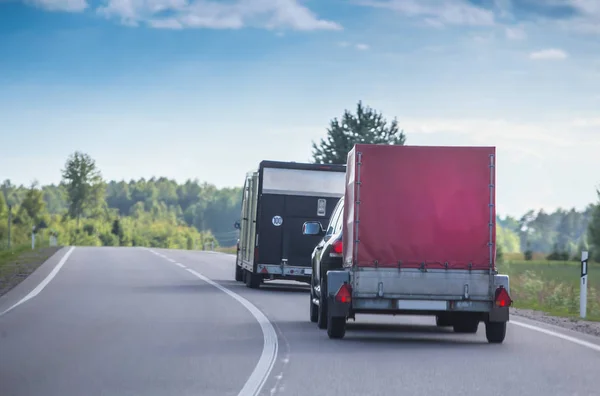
335;283;352;304
495;286;512;307
330;239;343;257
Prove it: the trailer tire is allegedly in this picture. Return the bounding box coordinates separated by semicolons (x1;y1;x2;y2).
234;250;243;281
245;270;261;289
235;263;244;282
327;315;346;339
453;319;479;334
317;279;328;329
485;321;506;344
435;314;453;327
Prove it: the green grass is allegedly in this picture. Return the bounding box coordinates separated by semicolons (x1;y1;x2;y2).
0;244;62;297
498;259;600;321
215;245;236;255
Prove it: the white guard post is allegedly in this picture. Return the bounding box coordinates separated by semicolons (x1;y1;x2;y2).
581;251;588;319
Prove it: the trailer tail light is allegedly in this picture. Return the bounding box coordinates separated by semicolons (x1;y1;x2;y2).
330;240;343;257
495;286;512;307
335;283;352;304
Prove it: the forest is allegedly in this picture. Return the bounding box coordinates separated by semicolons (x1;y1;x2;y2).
0;177;239;250
0;150;237;251
2;164;597;261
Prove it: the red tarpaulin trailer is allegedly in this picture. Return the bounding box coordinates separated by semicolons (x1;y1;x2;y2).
342;144;496;270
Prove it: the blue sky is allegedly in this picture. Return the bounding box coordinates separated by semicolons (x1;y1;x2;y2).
1;0;599;217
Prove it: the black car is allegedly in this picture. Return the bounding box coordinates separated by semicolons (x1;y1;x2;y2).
302;196;345;329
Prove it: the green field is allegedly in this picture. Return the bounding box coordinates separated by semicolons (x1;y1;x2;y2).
498;259;600;321
215;245;237;255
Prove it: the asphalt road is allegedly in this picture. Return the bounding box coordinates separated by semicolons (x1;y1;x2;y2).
2;247;600;396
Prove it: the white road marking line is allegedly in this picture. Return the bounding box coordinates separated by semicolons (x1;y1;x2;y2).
511;320;600;352
183;267;278;396
0;246;76;317
147;248;279;396
167;258;177;263
174;262;186;268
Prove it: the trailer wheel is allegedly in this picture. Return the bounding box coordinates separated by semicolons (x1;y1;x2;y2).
235;263;244;282
435;314;453;327
234;252;243;281
327;315;346;339
317;279;328;329
453;319;479;334
485;321;506;344
309;287;318;323
245;270;261;289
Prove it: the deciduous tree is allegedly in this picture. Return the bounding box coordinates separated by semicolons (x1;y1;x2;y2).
61;151;105;227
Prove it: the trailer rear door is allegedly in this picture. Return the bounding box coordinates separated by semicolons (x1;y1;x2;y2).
257;165;346;268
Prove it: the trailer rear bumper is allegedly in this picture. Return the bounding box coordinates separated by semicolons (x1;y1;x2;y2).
257;264;312;277
350;298;509;321
326;269;510;323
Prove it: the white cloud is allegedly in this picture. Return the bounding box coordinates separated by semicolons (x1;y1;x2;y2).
572;117;600;128
25;0;87;12
359;0;495;27
338;41;369;51
565;0;600;33
97;0;343;31
505;26;526;40
401;117;580;153
471;32;494;44
529;48;568;60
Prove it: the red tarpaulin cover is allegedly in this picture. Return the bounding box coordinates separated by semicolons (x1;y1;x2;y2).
342;144;496;270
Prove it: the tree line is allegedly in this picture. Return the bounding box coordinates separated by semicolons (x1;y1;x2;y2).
0;153;228;250
1;100;599;259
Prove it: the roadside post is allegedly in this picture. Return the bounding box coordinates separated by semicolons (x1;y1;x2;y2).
581;251;588;319
7;204;11;248
31;225;36;250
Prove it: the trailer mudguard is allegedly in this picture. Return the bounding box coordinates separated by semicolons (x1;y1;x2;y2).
489;274;511;322
326;270;352;318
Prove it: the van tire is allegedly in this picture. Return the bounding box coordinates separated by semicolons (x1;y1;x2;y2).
310;290;318;323
317;279;328;329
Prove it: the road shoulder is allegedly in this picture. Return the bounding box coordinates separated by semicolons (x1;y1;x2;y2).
511;310;600;351
0;246;69;314
511;307;600;338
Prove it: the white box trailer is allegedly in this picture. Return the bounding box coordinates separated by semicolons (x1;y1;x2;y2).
235;160;346;288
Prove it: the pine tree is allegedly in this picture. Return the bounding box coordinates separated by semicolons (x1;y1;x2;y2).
312;101;406;164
